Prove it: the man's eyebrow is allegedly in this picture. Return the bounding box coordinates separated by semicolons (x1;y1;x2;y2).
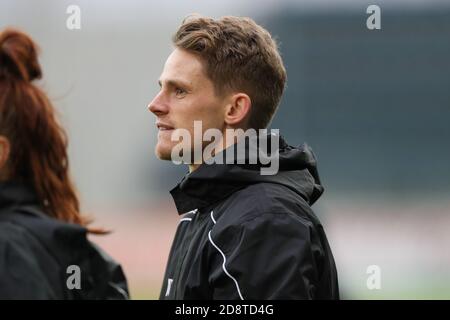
158;78;192;90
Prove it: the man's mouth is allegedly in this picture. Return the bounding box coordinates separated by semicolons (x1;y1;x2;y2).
156;122;175;131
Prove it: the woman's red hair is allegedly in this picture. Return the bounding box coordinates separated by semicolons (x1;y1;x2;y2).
0;28;103;233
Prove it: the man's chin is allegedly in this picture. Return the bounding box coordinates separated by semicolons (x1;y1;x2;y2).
155;145;173;161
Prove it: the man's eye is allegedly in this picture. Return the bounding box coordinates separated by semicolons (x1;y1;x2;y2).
175;88;186;96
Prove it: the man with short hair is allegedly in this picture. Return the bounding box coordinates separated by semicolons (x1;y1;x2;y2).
148;15;339;300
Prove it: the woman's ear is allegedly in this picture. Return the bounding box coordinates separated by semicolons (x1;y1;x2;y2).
0;136;11;171
224;93;252;128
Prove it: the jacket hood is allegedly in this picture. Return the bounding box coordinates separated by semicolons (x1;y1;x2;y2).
170;133;324;214
0;181;128;299
0;181;89;260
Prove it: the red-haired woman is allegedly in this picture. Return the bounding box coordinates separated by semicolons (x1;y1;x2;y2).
0;28;128;299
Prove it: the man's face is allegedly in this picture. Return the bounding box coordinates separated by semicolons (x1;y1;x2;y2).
148;48;226;161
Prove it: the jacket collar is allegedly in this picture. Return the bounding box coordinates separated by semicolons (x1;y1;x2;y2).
169;134;324;215
170;168;249;215
0;181;38;210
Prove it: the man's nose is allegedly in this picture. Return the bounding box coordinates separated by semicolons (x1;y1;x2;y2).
148;91;168;116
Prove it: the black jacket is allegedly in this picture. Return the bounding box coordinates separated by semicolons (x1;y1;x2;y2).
0;182;129;299
160;134;339;300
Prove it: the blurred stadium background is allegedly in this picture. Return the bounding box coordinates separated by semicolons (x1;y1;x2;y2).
1;0;449;299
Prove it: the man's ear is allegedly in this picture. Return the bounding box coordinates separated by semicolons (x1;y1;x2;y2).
224;93;252;128
0;136;11;171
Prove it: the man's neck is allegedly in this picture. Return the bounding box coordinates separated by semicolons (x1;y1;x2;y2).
187;128;240;173
188;163;200;173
